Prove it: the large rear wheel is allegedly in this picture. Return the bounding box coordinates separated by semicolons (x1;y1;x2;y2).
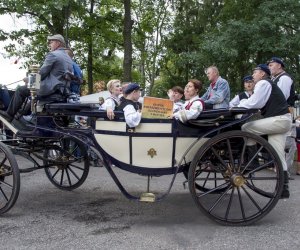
188;131;283;226
0;141;20;214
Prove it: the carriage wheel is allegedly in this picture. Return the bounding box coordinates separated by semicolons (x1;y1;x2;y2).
188;130;283;226
44;137;89;191
0;141;20;214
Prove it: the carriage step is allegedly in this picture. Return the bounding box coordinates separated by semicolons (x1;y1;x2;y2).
139;192;156;202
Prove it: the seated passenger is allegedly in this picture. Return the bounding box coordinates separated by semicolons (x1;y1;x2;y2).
117;83;142;127
200;66;230;109
229;75;254;107
100;79;122;120
173;79;204;123
168;86;184;113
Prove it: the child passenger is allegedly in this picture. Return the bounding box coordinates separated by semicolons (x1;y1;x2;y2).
169;86;184;113
173;79;204;123
117;83;142;127
100;79;122;120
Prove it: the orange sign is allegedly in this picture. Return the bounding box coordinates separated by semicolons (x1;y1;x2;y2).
142;97;173;119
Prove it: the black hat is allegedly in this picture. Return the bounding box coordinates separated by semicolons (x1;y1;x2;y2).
124;83;141;95
267;57;285;68
243;75;253;82
254;64;271;76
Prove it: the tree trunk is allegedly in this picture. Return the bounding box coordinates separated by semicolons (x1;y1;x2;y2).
87;0;95;94
123;0;132;82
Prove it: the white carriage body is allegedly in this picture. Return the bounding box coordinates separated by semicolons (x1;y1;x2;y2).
94;119;208;169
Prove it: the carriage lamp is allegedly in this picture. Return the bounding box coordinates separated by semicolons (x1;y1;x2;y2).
28;65;41;114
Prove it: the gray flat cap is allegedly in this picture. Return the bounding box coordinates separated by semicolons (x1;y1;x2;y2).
47;34;66;45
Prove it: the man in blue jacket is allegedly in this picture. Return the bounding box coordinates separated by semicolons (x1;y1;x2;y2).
201;66;230;109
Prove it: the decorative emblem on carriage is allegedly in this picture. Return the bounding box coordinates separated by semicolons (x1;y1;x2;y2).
147;148;157;158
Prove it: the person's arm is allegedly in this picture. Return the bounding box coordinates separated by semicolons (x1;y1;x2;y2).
200;88;210;101
204;79;229;105
39;52;56;80
124;104;142;127
229;95;240;108
276;75;293;100
238;81;271;109
105;99;116;120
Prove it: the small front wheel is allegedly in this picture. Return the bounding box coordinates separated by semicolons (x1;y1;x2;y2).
188;131;283;226
44;136;89;190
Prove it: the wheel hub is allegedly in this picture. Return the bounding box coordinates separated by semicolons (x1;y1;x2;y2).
231;173;245;187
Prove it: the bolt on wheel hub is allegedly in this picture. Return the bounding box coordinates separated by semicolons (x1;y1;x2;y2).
231;173;245;187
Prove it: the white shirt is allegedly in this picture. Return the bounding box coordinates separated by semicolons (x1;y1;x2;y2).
238;80;271;109
272;73;293;100
173;101;184;113
173;95;203;123
229;92;251;108
123;104;142;128
100;96;120;110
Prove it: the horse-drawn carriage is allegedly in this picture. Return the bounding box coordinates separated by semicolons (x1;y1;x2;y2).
0;71;284;226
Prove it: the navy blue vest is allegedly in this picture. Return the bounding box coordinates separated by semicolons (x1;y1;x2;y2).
261;79;289;118
117;99;141;111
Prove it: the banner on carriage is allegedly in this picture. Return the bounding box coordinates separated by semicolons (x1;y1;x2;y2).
142;97;173;119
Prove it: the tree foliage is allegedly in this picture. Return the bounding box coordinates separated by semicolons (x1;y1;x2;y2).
1;0;300;96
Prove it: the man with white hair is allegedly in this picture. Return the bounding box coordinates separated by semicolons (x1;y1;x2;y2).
201;66;230;109
0;34;73;122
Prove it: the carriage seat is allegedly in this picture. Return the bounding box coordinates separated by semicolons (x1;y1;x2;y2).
44;102;99;113
188;108;259;127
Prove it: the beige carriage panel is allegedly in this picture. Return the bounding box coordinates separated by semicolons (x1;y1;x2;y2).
134;123;172;133
132;137;173;168
175;137;209;165
95;120;126;132
94;134;130;163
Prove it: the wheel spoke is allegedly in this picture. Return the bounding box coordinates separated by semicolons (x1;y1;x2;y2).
241;145;263;174
238;139;247;172
197;182;230;198
0;179;13;189
51;168;60;179
0;186;9;201
68;163;85;171
225;187;235;221
208;185;232;213
244;176;278;181
65;168;72;186
241;185;262;212
201;171;210;189
66;166;80;181
237;187;246;220
0;156;7;166
195;177;226;181
226;139;234;170
60;169;64;186
244;160;276;175
211;147;228;169
245;180;276;198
